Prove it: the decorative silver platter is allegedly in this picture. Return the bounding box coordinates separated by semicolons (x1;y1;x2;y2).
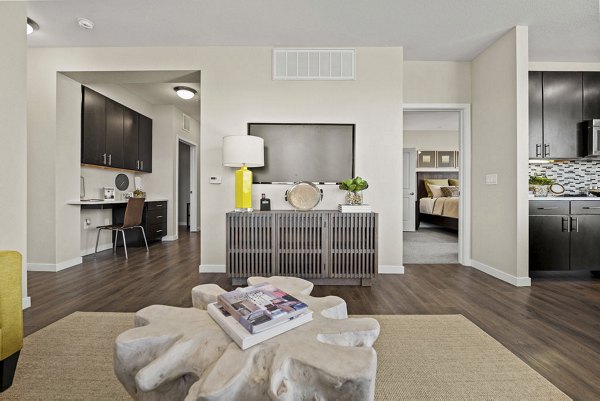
286;181;323;211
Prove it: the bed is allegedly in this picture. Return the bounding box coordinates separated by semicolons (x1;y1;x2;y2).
416;172;459;231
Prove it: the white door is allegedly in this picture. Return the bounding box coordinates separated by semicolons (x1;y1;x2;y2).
402;148;417;232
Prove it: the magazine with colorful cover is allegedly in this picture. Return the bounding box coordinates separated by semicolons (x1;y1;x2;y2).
217;283;309;334
207;302;313;350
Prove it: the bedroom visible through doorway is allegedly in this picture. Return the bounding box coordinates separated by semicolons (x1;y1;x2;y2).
403;110;460;264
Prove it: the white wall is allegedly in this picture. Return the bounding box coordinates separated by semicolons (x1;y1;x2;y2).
0;2;29;307
470;27;530;285
27;46;404;275
404;61;471;104
403;130;459;151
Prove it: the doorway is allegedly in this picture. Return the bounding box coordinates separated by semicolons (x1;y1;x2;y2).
177;138;198;233
402;104;471;266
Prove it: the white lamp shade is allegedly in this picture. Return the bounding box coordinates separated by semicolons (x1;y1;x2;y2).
223;135;264;167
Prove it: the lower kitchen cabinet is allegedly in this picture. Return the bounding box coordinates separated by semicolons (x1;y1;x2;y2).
570;201;600;270
529;215;570;271
530;200;600;271
113;201;167;247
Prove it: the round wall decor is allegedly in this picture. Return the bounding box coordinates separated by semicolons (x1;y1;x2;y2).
286;181;323;211
115;173;130;191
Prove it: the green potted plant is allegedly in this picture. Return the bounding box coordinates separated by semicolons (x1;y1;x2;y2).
529;175;554;197
339;176;369;205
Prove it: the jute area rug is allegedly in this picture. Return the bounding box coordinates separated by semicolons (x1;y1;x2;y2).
1;312;570;401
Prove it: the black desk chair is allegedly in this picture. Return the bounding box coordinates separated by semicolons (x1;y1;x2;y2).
94;198;149;259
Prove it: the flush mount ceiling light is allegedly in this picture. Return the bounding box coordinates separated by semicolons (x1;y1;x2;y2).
77;17;95;30
27;18;39;35
174;86;197;100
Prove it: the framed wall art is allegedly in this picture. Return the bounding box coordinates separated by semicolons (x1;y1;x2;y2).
417;151;436;168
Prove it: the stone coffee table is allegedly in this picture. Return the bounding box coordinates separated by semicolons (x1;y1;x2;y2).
114;276;380;401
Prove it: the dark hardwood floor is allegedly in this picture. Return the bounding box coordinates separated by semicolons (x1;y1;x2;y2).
23;229;600;400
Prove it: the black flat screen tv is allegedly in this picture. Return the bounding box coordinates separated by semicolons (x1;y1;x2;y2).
248;123;355;184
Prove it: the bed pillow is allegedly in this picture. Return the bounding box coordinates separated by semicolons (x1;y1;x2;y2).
441;186;460;197
428;184;445;198
448;179;459;187
424;179;449;197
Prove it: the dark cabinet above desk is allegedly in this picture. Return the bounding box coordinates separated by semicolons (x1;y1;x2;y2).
81;86;153;172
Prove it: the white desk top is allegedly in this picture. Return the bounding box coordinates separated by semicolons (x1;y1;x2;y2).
68;198;168;205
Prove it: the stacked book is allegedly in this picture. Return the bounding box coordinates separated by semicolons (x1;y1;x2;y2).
338;204;372;213
208;282;313;350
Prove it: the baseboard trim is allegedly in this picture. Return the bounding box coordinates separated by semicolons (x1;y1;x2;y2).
27;257;83;272
81;243;112;257
199;264;226;273
378;265;405;274
471;259;531;287
22;296;31;310
178;222;187;226
162;235;177;241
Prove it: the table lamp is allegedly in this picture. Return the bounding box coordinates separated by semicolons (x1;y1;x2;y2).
223;135;264;211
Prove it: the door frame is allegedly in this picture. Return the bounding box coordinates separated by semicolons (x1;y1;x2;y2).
176;137;199;234
402;148;417;232
403;103;471;266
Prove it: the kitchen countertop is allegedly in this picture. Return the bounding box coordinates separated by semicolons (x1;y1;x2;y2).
529;196;600;201
68;198;168;205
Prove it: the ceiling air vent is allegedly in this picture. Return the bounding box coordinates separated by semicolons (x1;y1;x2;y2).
272;48;355;81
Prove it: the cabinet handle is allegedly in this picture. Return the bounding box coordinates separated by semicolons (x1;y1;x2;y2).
141;160;144;170
156;229;163;233
562;217;570;232
537;207;558;210
108;154;112;166
156;204;163;207
102;153;107;165
535;144;541;158
582;206;600;209
544;144;550;157
156;215;163;219
137;160;140;169
571;217;579;233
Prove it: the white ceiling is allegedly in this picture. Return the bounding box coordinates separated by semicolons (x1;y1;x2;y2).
62;71;201;121
404;111;459;131
26;0;600;62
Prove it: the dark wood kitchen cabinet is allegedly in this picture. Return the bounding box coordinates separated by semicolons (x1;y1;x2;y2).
81;86;152;172
81;87;106;166
569;201;600;270
529;201;570;271
105;98;125;168
583;72;600;121
530;200;600;271
542;72;583;159
123;107;139;171
528;71;543;158
138;115;153;172
113;200;167;246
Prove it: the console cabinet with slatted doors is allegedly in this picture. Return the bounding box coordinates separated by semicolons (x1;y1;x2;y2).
226;211;378;286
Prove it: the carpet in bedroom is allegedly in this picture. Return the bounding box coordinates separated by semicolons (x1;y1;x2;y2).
403;225;458;264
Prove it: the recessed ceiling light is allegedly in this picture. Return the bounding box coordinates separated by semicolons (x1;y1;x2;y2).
174;86;197;100
77;18;94;30
27;18;39;35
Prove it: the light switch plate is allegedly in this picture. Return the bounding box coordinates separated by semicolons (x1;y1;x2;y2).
210;176;222;184
485;174;498;185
